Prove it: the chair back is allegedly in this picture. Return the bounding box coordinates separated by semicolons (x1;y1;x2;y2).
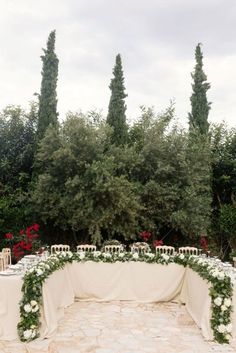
0;253;6;271
51;244;70;254
104;245;123;254
178;246;199;255
2;248;11;266
156;245;175;255
77;245;97;252
131;243;150;254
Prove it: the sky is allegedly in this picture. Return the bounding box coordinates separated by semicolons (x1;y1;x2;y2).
0;0;236;127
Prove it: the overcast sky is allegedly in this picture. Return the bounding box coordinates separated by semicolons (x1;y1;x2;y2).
0;0;236;127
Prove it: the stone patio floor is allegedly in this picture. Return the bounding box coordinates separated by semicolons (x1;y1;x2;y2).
0;301;236;353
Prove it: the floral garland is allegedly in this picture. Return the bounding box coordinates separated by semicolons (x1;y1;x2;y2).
17;251;233;344
187;255;233;344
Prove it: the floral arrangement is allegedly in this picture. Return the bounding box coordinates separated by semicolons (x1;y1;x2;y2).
187;255;233;344
130;242;150;250
139;231;152;242
3;224;42;261
17;251;74;341
153;239;164;248
17;251;233;344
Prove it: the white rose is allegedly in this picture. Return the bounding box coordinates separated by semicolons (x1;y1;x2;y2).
30;325;36;329
218;272;225;280
24;304;32;313
161;254;169;261
31;330;36;338
45;264;50;270
23;329;32;340
28;268;35;273
93;251;101;257
146;253;155;259
226;323;232;333
226;334;231;340
50;256;59;262
79;252;85;260
60;251;67;257
179;254;185;260
221;305;227;312
217;324;226;333
104;253;112;258
132;253;139;259
67;251;73;258
32;304;39;313
213;297;222;306
36;268;44;276
224;298;231;307
212;270;219;278
30;300;37;306
119;253;125;258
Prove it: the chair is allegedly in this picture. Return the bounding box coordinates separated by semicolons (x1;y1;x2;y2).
156;245;175;255
104;245;123;254
0;253;6;271
178;247;199;255
2;248;11;266
51;244;70;254
77;245;97;252
130;242;150;254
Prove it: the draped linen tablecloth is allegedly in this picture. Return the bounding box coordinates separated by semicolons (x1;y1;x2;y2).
0;261;235;344
0;274;22;340
68;262;185;302
0;265;74;340
180;268;236;345
39;264;74;337
180;268;213;340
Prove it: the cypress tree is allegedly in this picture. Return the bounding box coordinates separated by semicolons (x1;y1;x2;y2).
107;54;128;145
188;43;211;134
37;30;59;140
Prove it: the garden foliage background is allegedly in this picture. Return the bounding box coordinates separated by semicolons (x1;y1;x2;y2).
0;32;236;259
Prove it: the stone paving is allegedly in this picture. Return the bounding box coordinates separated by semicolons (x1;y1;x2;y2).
0;301;235;353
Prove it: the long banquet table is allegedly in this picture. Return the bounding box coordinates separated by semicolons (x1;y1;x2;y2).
0;261;236;345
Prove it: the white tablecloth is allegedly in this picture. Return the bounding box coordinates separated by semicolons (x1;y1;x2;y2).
68;262;185;302
0;261;235;344
180;268;213;340
0;274;22;340
181;268;236;347
0;265;74;340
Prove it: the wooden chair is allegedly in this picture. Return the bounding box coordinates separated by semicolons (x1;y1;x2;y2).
178;247;199;255
51;244;70;254
77;245;97;252
2;248;11;266
156;245;175;255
